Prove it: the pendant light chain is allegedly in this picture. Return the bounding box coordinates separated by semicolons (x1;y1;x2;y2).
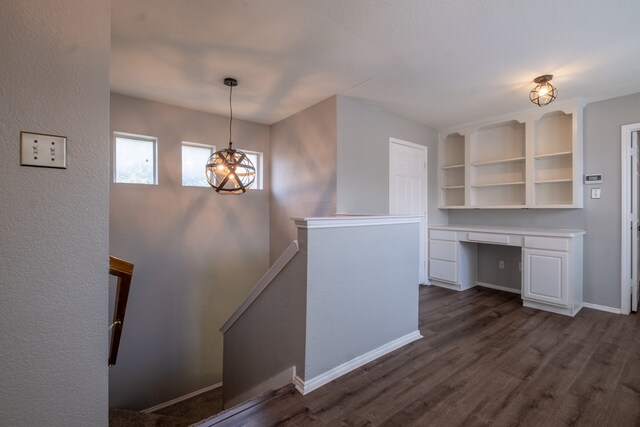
228;83;233;149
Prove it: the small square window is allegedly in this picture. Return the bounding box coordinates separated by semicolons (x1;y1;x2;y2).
243;150;263;190
114;133;157;184
182;142;215;187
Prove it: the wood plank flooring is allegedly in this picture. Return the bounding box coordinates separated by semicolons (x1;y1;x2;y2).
214;286;640;426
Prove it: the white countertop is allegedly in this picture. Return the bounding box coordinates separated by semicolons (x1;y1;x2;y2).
293;215;423;229
430;224;585;238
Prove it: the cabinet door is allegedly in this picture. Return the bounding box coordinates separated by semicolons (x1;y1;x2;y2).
523;248;568;306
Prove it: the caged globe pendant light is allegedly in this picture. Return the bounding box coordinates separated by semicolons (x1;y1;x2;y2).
529;74;557;107
205;78;256;194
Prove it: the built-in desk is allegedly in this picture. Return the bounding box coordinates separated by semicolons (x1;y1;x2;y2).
429;224;585;316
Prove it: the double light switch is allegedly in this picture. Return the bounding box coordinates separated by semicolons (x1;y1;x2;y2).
20;131;67;169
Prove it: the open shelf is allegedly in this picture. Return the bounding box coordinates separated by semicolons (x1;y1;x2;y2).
439;133;466;208
535;178;572;184
441;186;465;207
534;112;572;157
471;156;525;167
534;151;572;160
533;111;576;206
442;163;464;170
472;181;525;188
442;133;465;166
534;180;573;206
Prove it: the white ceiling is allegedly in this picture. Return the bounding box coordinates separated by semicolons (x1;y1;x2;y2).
111;0;640;130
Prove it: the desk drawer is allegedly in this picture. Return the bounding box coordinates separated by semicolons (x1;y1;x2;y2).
524;236;569;251
430;240;456;261
430;259;456;283
430;229;457;241
467;232;510;245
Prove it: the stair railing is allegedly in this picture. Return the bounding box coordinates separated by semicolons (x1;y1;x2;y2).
108;256;134;367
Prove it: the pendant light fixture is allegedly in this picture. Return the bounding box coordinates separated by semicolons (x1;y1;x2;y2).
529;74;557;107
205;78;256;194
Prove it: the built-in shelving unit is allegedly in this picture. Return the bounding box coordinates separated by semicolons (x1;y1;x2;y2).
437;100;583;209
469;120;526;207
533;111;577;207
439;133;466;207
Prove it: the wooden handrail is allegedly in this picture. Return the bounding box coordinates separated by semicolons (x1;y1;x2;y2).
108;256;134;367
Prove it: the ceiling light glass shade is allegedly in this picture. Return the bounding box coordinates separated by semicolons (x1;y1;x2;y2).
206;148;255;194
529;74;557;107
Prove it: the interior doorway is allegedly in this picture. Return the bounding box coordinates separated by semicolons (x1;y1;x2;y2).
621;124;640;314
389;137;428;284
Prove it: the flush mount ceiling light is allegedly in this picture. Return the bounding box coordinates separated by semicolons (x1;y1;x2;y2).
529;74;558;107
205;78;256;194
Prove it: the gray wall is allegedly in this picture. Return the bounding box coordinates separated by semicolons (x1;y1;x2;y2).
270;96;337;263
476;244;521;292
109;94;270;409
0;1;110;425
304;223;420;379
450;92;640;308
336;96;448;226
222;251;307;402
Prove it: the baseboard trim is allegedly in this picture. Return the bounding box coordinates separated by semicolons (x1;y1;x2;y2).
225;366;295;409
429;280;464;291
476;281;521;295
294;330;422;395
142;382;223;413
583;302;622;314
523;299;582;317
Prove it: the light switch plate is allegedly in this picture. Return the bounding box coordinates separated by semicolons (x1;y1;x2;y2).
591;188;601;199
20;131;67;169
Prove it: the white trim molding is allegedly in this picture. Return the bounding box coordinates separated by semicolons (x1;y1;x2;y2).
142;382;222;413
476;281;521;294
220;240;299;333
621;122;640;315
583;302;622;315
294;330;422;395
293;215;423;229
224;367;296;409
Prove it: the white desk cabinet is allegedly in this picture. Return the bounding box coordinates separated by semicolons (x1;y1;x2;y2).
428;225;584;316
429;229;476;291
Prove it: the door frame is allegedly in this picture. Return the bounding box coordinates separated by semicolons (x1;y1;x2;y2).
620;122;640;314
388;137;428;284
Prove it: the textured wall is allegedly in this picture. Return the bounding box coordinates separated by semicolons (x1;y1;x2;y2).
449;92;640;309
336;96;448;227
109;94;270;410
270;97;337;263
0;1;110;425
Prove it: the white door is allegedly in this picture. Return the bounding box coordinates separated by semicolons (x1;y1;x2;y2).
389;138;427;284
632;130;639;312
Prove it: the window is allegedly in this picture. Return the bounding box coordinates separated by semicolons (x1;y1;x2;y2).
243;150;263;190
182;142;215;187
114;132;157;184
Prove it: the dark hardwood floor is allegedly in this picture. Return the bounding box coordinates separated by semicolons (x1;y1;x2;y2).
213;286;640;426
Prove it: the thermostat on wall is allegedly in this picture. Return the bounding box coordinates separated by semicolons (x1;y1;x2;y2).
584;174;603;184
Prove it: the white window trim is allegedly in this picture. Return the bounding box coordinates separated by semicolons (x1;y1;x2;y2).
113;131;158;185
181;141;215;187
241;149;264;190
